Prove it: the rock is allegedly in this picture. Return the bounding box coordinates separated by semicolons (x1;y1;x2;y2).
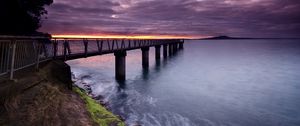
117;115;126;121
93;95;104;101
132;122;142;126
99;100;107;106
43;60;73;90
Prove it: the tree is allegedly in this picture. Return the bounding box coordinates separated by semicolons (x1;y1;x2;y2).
0;0;53;35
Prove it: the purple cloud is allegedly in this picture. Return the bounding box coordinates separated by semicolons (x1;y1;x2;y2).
39;0;300;38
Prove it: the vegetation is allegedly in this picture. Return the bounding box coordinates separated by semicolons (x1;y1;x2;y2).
0;0;53;35
73;87;125;126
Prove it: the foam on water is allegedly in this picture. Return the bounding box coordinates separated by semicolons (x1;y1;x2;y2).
71;67;194;125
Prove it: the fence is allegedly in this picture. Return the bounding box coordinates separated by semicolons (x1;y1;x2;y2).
0;36;52;79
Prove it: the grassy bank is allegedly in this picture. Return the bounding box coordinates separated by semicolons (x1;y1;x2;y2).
0;61;125;126
73;87;125;126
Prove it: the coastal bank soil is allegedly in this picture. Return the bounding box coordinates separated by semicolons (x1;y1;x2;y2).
0;61;124;126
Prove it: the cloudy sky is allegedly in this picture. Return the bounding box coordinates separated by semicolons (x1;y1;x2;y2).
39;0;300;38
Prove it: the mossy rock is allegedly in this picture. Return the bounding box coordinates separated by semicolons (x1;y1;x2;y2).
73;87;125;126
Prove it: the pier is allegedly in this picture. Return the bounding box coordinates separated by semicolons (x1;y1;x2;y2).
0;36;184;80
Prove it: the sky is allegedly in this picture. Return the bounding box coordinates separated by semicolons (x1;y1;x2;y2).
39;0;300;38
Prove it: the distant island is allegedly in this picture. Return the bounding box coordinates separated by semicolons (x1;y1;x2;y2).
202;36;252;40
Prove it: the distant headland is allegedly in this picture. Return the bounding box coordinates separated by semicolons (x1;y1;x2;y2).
201;36;254;40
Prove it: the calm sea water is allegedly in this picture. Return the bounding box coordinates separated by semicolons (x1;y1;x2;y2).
67;39;300;126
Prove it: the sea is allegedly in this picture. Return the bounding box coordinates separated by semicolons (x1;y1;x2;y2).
67;39;300;126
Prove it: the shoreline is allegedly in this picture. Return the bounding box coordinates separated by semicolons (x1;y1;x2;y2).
73;86;125;126
71;72;127;125
0;61;125;126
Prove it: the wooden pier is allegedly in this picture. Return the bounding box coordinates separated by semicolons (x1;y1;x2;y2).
0;36;184;80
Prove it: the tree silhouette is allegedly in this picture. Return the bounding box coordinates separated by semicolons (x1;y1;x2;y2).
0;0;53;35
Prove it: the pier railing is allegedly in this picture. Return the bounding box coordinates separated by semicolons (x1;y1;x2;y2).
0;36;183;80
53;39;177;60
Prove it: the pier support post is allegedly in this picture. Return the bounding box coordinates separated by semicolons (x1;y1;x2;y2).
179;40;184;49
114;51;127;81
169;44;173;56
163;44;168;58
155;45;161;60
141;47;149;69
173;43;178;53
84;39;88;57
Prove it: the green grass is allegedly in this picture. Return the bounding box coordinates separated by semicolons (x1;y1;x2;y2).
73;87;125;126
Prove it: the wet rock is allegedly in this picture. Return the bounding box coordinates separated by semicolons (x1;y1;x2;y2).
81;75;91;79
85;90;91;95
93;95;104;101
117;115;126;121
132;122;142;126
99;100;107;106
82;82;88;86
